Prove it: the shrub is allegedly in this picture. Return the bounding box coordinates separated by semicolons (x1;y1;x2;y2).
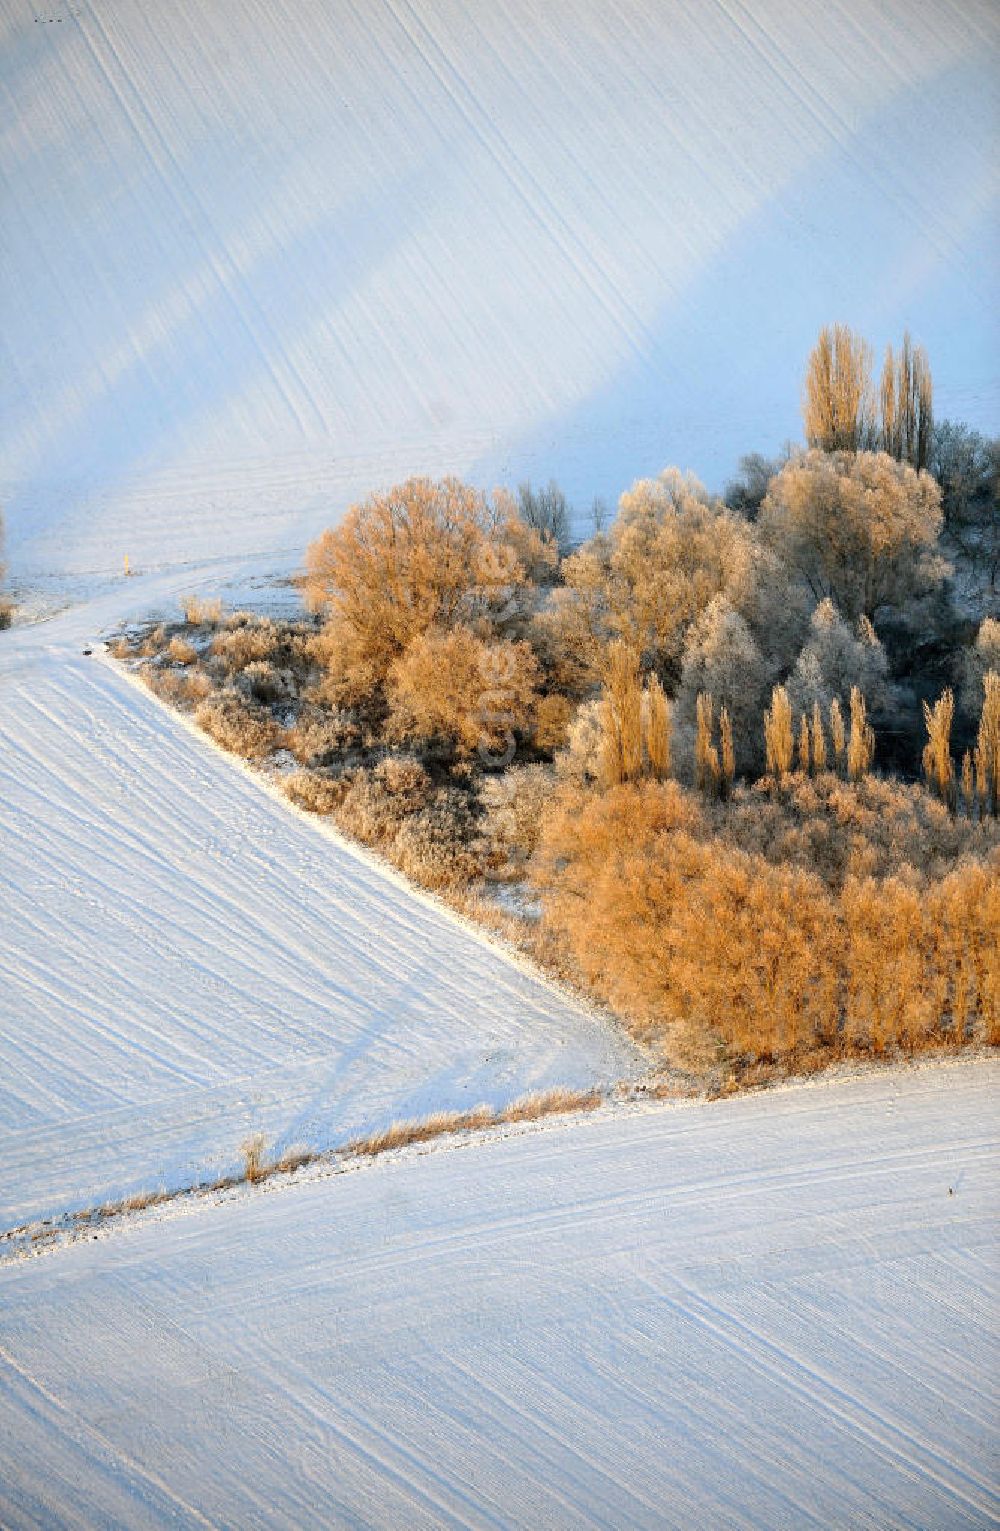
138;624;168;657
532;777;998;1067
479;764;554;874
714;772;1000;889
235;660;297;705
142;665;213;709
285;704;362;765
387;627;540;758
167;635;198;666
282;769;350;816
211;620;281;673
194;691;281;758
392;788;484;888
555;699;605;784
334;759;432;846
532;692;575;752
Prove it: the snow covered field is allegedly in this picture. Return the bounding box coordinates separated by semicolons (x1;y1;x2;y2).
0;575;640;1228
2;0;998;576
1;1060;996;1528
3;2;998;1521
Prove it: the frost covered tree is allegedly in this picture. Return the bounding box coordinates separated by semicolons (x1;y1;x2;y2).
879;331;932;471
802;325;875;453
961;618;1000;715
386;626;540;758
760;450;947;623
571;469;760;679
675;597;772;774
786;599;890;717
305;478;542;702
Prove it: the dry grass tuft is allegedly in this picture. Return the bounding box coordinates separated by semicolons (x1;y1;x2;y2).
346;1088;604;1158
275;1144;316;1174
167;635;198;666
499;1086;603;1122
182;594;223;627
240;1133;269;1183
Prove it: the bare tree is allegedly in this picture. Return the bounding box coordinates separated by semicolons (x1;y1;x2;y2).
517;480;571;555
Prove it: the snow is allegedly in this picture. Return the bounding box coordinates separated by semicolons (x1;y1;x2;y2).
0;1059;996;1528
0;575;641;1228
2;0;998;577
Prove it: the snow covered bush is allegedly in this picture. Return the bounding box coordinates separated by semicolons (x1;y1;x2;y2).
285;704;362;766
334;759;433;846
282;769;349;816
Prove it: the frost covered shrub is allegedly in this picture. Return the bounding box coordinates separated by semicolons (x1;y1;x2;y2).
387;627;540;757
167;635;198;666
334;759;432;846
715;773;1000;889
532;692;575;752
392;787;484;889
211;618;311;677
555;699;605;783
141;663;212;709
479;764;554;873
285;704;362;765
0;601;12;630
533;779;999;1067
235;660;296;705
139;624;168;657
282;769;349;816
194;690;281;758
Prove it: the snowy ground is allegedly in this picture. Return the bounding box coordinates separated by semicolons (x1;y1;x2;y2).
2;0;998;576
0;571;641;1228
0;1059;996;1529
